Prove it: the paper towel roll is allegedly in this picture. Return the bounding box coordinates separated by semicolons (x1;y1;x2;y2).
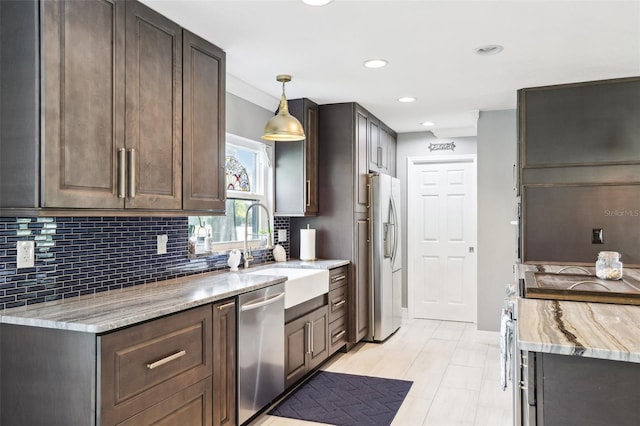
300;229;316;261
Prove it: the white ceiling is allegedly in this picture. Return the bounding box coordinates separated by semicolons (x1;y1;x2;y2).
141;0;640;137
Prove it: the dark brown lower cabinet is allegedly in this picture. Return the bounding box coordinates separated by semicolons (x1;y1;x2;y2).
527;352;640;426
0;301;237;426
284;305;329;389
328;266;349;355
212;299;236;426
100;305;213;425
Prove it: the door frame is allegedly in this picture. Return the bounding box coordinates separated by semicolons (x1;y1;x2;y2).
406;154;478;321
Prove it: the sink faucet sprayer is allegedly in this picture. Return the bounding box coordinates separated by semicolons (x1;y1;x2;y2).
243;202;274;268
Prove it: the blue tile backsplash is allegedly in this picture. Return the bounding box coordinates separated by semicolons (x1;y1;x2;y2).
0;216;290;310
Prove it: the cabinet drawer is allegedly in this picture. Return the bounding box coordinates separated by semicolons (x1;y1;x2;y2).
100;305;212;425
328;285;347;323
329;316;347;355
118;377;213;426
329;266;348;291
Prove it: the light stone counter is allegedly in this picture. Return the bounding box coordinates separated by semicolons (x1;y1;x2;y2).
518;297;640;363
0;259;349;333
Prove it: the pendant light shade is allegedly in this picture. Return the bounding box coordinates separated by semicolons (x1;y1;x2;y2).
262;75;306;142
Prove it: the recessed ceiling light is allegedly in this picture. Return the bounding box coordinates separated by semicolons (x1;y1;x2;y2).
475;44;504;56
398;97;416;103
421;121;435;127
301;0;333;5
363;59;388;69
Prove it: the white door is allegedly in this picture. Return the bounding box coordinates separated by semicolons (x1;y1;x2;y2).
408;156;477;322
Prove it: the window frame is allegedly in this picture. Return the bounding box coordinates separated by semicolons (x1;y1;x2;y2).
191;133;274;254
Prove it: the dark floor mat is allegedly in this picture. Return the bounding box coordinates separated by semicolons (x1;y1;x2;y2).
269;371;413;426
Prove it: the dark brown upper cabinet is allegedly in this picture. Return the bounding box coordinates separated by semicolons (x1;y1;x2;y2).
368;115;396;175
182;30;226;213
380;122;397;177
0;0;225;215
274;98;319;216
41;0;125;209
519;77;640;169
124;1;182;210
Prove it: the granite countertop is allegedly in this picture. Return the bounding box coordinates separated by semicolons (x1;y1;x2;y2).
0;259;349;334
518;297;640;363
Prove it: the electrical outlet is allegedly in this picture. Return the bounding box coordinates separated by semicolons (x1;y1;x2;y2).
16;241;35;269
157;234;168;255
592;228;604;244
277;229;287;242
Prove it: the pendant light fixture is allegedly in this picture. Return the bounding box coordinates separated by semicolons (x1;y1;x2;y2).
262;74;306;142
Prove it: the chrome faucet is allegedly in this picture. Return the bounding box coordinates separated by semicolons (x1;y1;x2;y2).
244;202;274;268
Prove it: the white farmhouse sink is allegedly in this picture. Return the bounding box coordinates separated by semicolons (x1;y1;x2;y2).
247;267;329;308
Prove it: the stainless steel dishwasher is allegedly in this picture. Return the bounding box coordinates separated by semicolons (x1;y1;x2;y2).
238;282;285;425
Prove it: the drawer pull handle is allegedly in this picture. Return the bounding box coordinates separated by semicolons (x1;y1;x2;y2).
146;350;186;370
332;330;346;341
333;300;346;308
217;301;235;311
331;275;346;283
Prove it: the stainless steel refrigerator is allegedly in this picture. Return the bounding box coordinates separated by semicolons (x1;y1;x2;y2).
368;173;402;342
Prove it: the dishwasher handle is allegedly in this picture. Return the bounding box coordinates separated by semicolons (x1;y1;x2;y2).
240;292;285;312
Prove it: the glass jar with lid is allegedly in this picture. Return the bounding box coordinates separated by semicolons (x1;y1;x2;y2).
595;251;623;280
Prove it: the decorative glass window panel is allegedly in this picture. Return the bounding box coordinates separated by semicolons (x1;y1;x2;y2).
225;156;250;192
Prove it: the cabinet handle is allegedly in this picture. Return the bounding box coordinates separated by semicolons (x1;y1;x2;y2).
333;299;346;308
332;329;346;342
377;146;382;167
331;274;346;283
305;322;312;355
306;180;311;207
146;350;186;370
217;301;235;311
366;217;370;243
118;148;126;198
127;148;136;198
221;166;226;203
310;321;314;355
366;183;371;209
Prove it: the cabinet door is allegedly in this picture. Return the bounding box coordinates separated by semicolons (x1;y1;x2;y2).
379;123;391;174
183;30;226;213
42;0;125;208
387;128;397;177
368;115;380;172
305;100;319;215
118;378;213;426
355;106;369;212
308;306;329;371
352;213;370;342
212;300;236;426
275;98;318;216
284;315;309;388
125;1;182;209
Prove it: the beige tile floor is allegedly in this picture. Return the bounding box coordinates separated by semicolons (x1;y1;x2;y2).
252;318;513;426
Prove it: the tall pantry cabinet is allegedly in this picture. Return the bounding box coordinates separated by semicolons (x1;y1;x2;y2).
291;103;395;344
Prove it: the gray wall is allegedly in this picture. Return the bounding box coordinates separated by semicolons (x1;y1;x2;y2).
226;92;273;142
477;110;518;331
396;132;478;310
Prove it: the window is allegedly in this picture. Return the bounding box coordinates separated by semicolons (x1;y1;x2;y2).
189;134;273;255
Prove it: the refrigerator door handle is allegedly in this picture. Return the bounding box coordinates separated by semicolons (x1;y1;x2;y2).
390;195;399;263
